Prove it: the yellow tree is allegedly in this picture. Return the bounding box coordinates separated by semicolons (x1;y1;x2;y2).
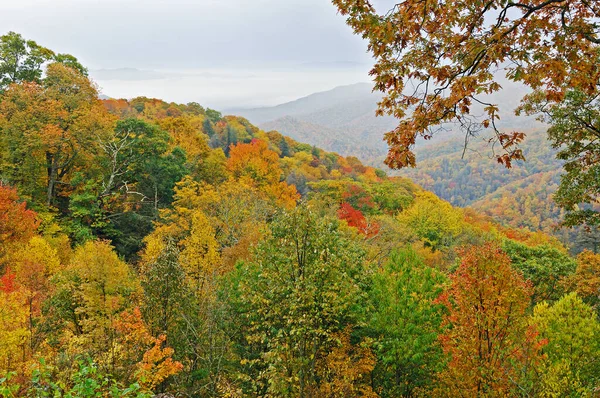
11;236;62;352
227;139;298;208
159;176;273;261
179;210;221;296
398;191;464;251
141;182;240;395
531;293;600;396
157;116;210;176
0;272;30;375
315;328;378;398
50;240;138;375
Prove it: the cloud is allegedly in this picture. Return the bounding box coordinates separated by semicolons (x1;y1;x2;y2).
89;68;167;81
0;0;371;69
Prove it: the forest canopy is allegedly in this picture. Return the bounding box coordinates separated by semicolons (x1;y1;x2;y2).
1;29;600;397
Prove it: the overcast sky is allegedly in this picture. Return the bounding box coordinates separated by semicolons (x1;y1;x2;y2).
0;0;396;108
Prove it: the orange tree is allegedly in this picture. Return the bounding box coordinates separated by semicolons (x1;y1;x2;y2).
435;243;543;396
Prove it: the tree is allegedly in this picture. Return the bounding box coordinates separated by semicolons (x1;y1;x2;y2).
0;31;88;92
47;240;139;376
0;185;39;262
227;139;299;208
0;274;29;374
503;239;577;304
179;210;221;297
531;293;600;396
11;236;62;353
114;307;183;392
562;250;600;310
107;118;186;210
94;118;187;259
0;63;113;207
151;176;272;257
156;116;210;176
0;32;54;91
574;226;600;254
435;243;541;396
23;356;154;398
369;247;447;397
225;206;371;396
315;327;378;398
397;191;464;251
140;239;188;342
142;206;234;396
338;203;380;237
333;0;600;169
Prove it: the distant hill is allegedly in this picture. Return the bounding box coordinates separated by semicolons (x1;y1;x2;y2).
259;116;383;159
394;129;569;235
396;129;560;207
228;82;378;124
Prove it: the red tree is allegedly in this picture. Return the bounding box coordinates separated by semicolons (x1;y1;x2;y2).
338;203;380;237
0;185;39;256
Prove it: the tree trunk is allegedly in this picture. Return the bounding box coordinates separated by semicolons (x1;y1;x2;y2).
46;152;57;207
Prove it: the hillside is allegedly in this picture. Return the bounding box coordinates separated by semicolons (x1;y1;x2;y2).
396;129;560;206
229;78;542;161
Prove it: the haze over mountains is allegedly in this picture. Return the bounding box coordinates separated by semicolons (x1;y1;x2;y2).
89;66;371;109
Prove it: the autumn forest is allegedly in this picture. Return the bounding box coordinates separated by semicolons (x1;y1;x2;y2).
2;0;600;396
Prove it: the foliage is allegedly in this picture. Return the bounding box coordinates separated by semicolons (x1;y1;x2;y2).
0;32;86;92
2;30;597;397
561;250;600;310
531;293;600;396
503;239;577;304
0;185;39;262
0;62;113;208
26;357;152;398
369;247;447;396
225;205;371;396
529;90;600;227
227;139;299;208
398;191;465;251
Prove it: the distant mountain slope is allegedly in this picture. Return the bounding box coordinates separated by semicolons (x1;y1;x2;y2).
228;83;378;124
259;115;382;159
393;129;581;244
470;170;564;232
